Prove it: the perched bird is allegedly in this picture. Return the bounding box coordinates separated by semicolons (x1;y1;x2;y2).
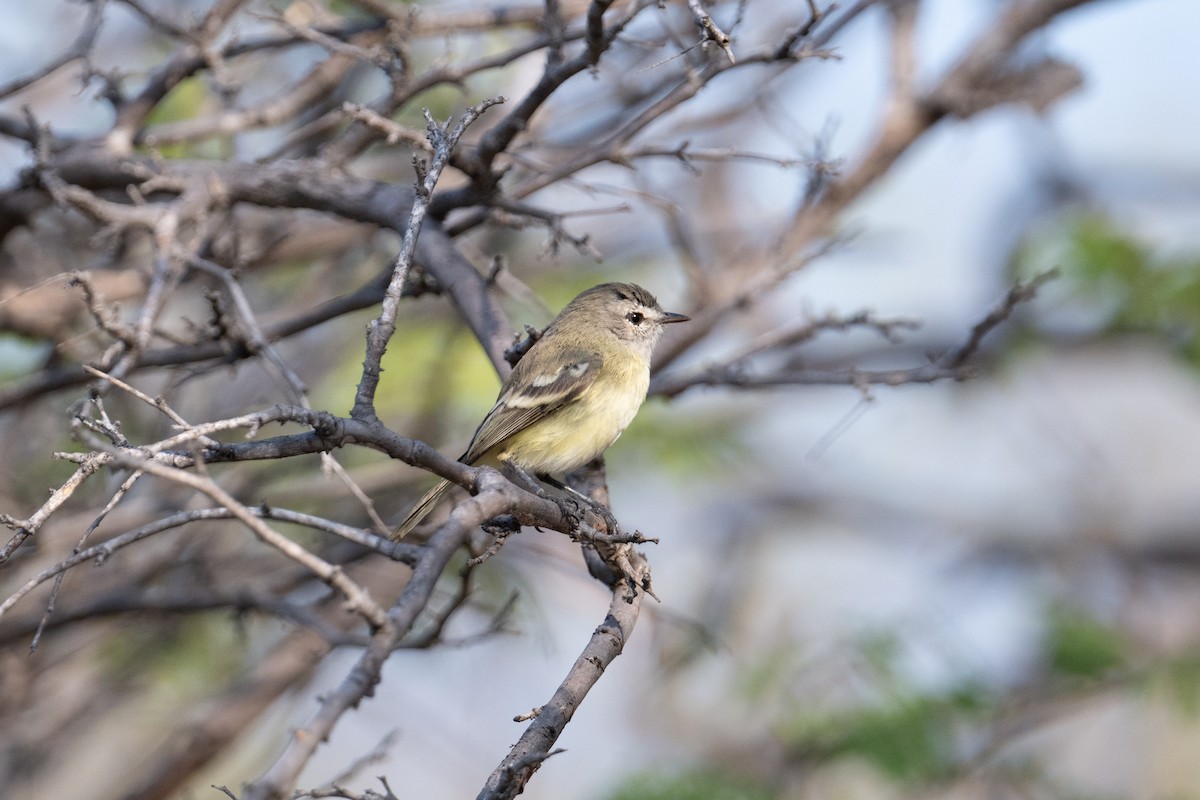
392;282;688;539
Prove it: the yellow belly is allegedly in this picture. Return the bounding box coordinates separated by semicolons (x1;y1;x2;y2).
497;363;649;475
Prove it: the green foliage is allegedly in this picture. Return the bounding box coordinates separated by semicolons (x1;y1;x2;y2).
613;404;748;480
144;76;208;127
605;769;775;800
397;83;488;129
746;631;988;785
1019;214;1200;365
328;0;392;16
738;641;805;703
3;434;96;507
1156;650;1200;716
316;308;498;429
99;613;244;694
779;685;988;785
142;76;224;159
1045;607;1126;680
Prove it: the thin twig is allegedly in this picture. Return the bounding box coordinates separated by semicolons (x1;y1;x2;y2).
351;97;504;420
477;576;643;799
86;438;390;628
686;0;736;63
0;456;106;565
0;505;418;625
940;269;1058;369
28;466;143;654
0;0;108;101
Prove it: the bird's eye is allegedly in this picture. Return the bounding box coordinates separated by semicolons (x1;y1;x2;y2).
626;311;645;325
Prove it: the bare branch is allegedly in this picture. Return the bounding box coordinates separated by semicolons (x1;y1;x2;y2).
340;103;434;152
686;0;736;63
240;519;471;800
108;0;252;152
141;50;363;147
89;440;390;628
0;0;108;101
0;455;106;565
940;269;1058;369
0;505;418;627
477;575;644;799
352;97;505;419
653;272;1055;397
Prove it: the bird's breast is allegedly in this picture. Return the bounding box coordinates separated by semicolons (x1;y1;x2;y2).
501;359;650;475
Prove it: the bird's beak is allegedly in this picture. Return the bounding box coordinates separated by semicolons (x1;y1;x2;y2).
660;311;690;324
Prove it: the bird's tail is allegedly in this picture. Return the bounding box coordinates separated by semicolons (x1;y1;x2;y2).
391;479;453;540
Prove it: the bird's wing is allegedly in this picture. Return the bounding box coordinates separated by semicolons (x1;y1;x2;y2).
462;349;602;464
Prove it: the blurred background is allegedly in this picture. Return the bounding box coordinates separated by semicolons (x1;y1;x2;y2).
3;1;1200;798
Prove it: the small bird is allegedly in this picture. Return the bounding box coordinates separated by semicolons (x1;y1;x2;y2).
392;282;689;539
